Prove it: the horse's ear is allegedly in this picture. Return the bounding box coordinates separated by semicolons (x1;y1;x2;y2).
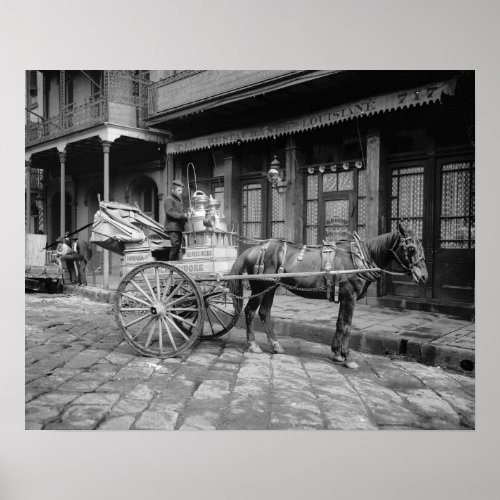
398;222;408;236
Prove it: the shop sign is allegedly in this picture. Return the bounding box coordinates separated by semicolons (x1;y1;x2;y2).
167;78;457;154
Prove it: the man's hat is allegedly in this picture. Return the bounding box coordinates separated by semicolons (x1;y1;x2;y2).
172;179;184;188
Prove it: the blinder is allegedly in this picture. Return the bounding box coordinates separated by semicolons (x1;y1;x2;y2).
390;233;425;277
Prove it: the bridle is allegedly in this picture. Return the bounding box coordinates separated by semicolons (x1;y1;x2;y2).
389;233;425;277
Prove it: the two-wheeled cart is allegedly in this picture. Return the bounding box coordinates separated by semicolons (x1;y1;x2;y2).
90;191;380;359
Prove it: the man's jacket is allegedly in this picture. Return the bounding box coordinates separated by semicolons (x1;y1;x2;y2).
164;193;188;232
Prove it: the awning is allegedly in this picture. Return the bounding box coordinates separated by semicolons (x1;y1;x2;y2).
166;78;457;155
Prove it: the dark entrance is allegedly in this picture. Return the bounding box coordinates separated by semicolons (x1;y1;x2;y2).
433;155;475;303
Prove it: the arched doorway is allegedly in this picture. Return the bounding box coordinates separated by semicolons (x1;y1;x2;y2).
129;176;159;221
50;192;72;244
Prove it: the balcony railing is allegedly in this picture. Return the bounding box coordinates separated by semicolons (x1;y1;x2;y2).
29;168;44;191
25;71;151;147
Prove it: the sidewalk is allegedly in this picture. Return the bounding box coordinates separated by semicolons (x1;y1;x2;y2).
64;277;475;375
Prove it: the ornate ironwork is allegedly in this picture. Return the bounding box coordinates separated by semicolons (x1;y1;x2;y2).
25;71;152;147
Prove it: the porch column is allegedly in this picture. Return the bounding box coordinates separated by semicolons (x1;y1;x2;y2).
102;140;112;289
285;135;305;243
25;160;31;233
223;150;240;233
365;131;385;238
59;150;67;236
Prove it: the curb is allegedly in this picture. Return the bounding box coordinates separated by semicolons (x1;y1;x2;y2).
63;284;475;376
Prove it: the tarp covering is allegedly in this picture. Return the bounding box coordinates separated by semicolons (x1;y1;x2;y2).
90;201;168;256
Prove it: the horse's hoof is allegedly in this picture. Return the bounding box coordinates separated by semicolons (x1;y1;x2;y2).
247;342;262;354
343;360;359;369
331;354;344;363
271;343;285;354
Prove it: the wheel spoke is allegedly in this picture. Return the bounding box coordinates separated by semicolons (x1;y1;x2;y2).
155;267;161;301
166;293;196;308
163;315;190;342
208;306;228;329
141;272;156;301
131;316;156;340
161;270;173;302
158;318;163;354
167;312;198;328
145;320;157;348
161;317;178;350
129;279;154;304
120;307;150;312
124;312;153;329
122;291;152;308
207;302;234;318
206;308;216;333
164;279;186;303
169;307;199;312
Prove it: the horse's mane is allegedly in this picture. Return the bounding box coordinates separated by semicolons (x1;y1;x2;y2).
366;232;398;266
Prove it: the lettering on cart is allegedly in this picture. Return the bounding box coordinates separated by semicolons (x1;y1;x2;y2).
177;263;207;273
125;254;151;263
185;249;213;258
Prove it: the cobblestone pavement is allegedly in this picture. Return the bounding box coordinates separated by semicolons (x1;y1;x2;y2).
25;293;475;430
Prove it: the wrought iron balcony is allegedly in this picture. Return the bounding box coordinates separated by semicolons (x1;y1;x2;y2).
25;71;151;147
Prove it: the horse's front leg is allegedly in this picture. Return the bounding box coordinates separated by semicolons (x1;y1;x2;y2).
258;286;284;354
331;288;358;369
245;292;264;353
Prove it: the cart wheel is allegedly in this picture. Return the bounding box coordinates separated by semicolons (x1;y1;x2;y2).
198;281;242;339
114;262;204;358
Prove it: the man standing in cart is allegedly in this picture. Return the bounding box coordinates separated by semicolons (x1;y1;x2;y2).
164;179;189;261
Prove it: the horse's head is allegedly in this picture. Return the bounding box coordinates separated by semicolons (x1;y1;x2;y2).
390;223;428;284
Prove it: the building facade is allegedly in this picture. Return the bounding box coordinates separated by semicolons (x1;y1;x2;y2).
26;70;475;317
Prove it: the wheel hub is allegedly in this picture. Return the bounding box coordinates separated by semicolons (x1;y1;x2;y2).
150;302;165;316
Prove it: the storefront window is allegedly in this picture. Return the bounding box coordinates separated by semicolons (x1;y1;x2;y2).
271;181;287;238
440;161;475;248
390;166;424;239
305;174;319;244
242;183;262;239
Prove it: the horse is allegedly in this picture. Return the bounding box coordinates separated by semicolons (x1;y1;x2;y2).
228;224;428;368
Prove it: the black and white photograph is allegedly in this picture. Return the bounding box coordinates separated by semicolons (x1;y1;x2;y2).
4;1;500;499
24;69;475;431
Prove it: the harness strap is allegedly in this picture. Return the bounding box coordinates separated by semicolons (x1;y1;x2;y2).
277;241;287;274
253;240;271;275
321;243;336;301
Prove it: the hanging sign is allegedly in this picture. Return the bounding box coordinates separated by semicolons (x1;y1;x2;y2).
166;78;457;154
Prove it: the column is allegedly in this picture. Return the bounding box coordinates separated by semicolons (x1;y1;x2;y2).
223;150;240;233
25;160;31;233
59;150;67;236
365;131;385;238
285;135;305;243
102;140;112;289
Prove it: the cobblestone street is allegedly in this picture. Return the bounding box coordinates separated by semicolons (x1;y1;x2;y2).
25;294;475;430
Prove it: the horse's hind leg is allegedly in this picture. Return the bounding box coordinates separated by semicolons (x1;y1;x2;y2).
245;290;264;353
258;286;284;354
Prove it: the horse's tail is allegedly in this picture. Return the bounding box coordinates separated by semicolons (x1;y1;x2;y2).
228;248;251;298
